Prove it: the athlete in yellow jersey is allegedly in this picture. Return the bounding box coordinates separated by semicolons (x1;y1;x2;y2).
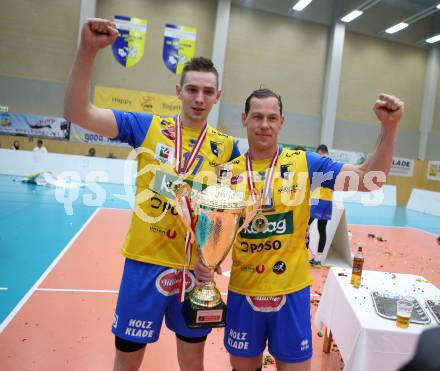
308;144;334;267
196;89;404;371
64;18;239;371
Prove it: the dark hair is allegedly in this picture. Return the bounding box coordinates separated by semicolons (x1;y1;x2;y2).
37;139;43;144
244;88;283;116
180;57;219;88
317;144;329;154
294;145;306;151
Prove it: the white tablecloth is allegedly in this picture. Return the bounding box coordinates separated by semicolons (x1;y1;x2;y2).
315;268;440;371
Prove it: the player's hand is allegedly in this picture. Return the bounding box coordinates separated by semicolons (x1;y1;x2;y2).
373;93;404;131
194;259;215;283
80;18;119;54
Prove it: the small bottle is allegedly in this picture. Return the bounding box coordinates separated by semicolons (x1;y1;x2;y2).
351;245;364;288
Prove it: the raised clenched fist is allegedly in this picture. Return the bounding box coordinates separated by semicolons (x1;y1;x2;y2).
80;18;119;54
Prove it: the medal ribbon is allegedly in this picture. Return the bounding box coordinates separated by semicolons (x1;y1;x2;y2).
174;115;207;303
246;147;280;208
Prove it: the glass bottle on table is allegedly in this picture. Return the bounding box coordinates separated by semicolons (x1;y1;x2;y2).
350;245;364;288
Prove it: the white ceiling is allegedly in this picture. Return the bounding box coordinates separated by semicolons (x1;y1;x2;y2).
232;0;440;48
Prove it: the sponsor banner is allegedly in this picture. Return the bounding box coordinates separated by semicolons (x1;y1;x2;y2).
390;157;414;177
93;86;181;116
329;149;367;165
427;161;440;181
163;23;196;74
0;112;70;139
69;124;129;147
112;15;147;68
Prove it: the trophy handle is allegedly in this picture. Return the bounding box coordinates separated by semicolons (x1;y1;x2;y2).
236;192;260;235
174;182;196;243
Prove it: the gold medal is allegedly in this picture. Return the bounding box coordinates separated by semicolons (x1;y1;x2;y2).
251;212;269;233
246;147;281;233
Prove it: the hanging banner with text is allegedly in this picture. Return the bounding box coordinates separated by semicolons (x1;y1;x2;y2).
427;161;440;181
69;86;182;146
162;23;196;74
112;15;147;68
0;112;70;139
93;86;181;116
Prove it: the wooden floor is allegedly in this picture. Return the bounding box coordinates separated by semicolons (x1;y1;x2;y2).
0;208;439;370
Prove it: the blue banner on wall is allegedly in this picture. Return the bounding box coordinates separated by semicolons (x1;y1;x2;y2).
163;23;196;74
112;15;148;68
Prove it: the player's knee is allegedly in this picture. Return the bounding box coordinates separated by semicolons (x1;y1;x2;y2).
115;336;146;352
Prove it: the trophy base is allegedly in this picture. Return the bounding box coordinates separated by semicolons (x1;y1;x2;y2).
182;299;227;329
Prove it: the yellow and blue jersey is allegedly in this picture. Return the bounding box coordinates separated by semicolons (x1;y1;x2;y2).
228;149;342;296
113;110;239;269
310;186;333;220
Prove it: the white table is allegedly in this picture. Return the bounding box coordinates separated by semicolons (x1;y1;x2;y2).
315;268;440;371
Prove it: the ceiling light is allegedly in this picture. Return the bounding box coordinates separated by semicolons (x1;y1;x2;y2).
292;0;312;11
437;4;440;9
426;34;440;43
385;22;409;34
341;10;363;23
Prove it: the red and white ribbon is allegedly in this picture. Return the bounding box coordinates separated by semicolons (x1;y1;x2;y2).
246;147;280;207
174;115;207;303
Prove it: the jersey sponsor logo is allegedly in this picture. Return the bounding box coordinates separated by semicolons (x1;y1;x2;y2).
300;339;310;351
226;329;249;350
149;224;178;238
246;295;286;312
124;319;155;339
155;269;195;296
150;196;179;216
240;240;282;253
153;170;205;199
209;160;219;168
113;314;119;328
166;229;177;239
239;264;265;273
232;159;240;165
272;261;286;274
231;175;243;184
286;150;301;158
277;184;299;194
155;143;175;164
160;127;176;141
239;211;293;239
216;130;229;138
280;163;295;180
210;141;222;157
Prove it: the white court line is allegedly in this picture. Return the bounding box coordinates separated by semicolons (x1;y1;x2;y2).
0;288;8;291
0;208;101;334
36;288;118;293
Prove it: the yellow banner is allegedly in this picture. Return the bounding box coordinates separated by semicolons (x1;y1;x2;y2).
93;86;181;116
